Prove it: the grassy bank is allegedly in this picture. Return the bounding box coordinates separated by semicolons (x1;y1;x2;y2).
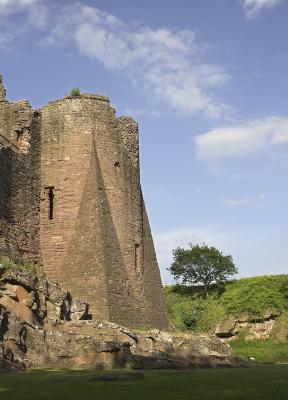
164;275;288;332
1;368;288;400
230;339;288;364
164;275;288;364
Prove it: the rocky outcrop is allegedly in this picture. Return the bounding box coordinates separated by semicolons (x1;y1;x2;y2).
0;267;247;371
215;312;279;340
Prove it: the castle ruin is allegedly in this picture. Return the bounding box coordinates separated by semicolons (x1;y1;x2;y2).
0;75;169;329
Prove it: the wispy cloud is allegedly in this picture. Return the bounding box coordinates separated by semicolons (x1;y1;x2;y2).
0;0;47;47
38;4;229;117
195;116;288;160
0;0;47;25
224;193;268;207
224;198;250;206
243;0;285;17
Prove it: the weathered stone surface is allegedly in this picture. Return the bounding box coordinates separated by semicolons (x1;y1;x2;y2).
16;285;30;303
215;313;280;341
1;283;18;299
215;319;237;338
0;295;34;325
0;269;249;371
0;75;169;329
70;298;89;321
1;269;37;291
0;353;25;372
46;301;61;322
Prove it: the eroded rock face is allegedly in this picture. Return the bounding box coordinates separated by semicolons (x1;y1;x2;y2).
0;268;246;371
215;319;237;338
215;312;279;340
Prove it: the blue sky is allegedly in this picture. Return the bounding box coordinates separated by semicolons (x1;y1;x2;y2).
1;0;288;282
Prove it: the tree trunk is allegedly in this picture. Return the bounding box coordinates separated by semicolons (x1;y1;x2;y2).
204;284;209;299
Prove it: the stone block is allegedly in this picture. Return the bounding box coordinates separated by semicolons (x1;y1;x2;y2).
2;283;18;299
0;295;34;325
70;298;89;321
16;285;30;303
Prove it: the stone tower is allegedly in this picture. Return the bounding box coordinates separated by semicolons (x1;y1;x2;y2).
0;76;169;329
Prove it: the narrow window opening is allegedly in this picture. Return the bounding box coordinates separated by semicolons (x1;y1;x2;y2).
114;161;120;172
47;187;55;220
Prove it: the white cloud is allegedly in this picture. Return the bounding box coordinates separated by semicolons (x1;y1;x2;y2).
0;0;38;15
243;0;285;17
224;193;268;207
0;0;47;42
257;193;268;200
195;116;288;160
41;4;229;117
224;198;250;206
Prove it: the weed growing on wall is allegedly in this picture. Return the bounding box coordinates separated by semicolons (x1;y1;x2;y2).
69;88;81;97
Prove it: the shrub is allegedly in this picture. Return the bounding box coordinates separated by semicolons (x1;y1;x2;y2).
270;312;288;341
0;253;36;273
69;87;81;97
164;286;227;332
164;275;288;333
220;275;288;318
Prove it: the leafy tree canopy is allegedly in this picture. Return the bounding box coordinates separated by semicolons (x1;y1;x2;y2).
169;243;237;297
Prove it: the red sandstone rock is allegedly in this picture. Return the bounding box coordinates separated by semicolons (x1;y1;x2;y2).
16;285;30;303
0;270;249;371
0;295;34;325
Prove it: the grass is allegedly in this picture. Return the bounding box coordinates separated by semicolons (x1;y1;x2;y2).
231;339;288;364
220;275;288;318
1;368;288;400
164;275;288;331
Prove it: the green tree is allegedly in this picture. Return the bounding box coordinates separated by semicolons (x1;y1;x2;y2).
169;243;237;298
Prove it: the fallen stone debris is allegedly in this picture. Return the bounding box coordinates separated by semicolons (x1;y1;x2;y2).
0;267;252;372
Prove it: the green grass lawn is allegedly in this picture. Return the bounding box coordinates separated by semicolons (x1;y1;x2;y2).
1;367;288;400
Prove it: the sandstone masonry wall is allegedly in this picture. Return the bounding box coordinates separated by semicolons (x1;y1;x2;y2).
0;77;169;329
0;90;41;263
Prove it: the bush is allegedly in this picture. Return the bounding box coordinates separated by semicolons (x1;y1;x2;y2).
220;275;288;318
164;275;288;332
69;87;81;97
164;286;227;332
270;312;288;341
0;253;36;273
